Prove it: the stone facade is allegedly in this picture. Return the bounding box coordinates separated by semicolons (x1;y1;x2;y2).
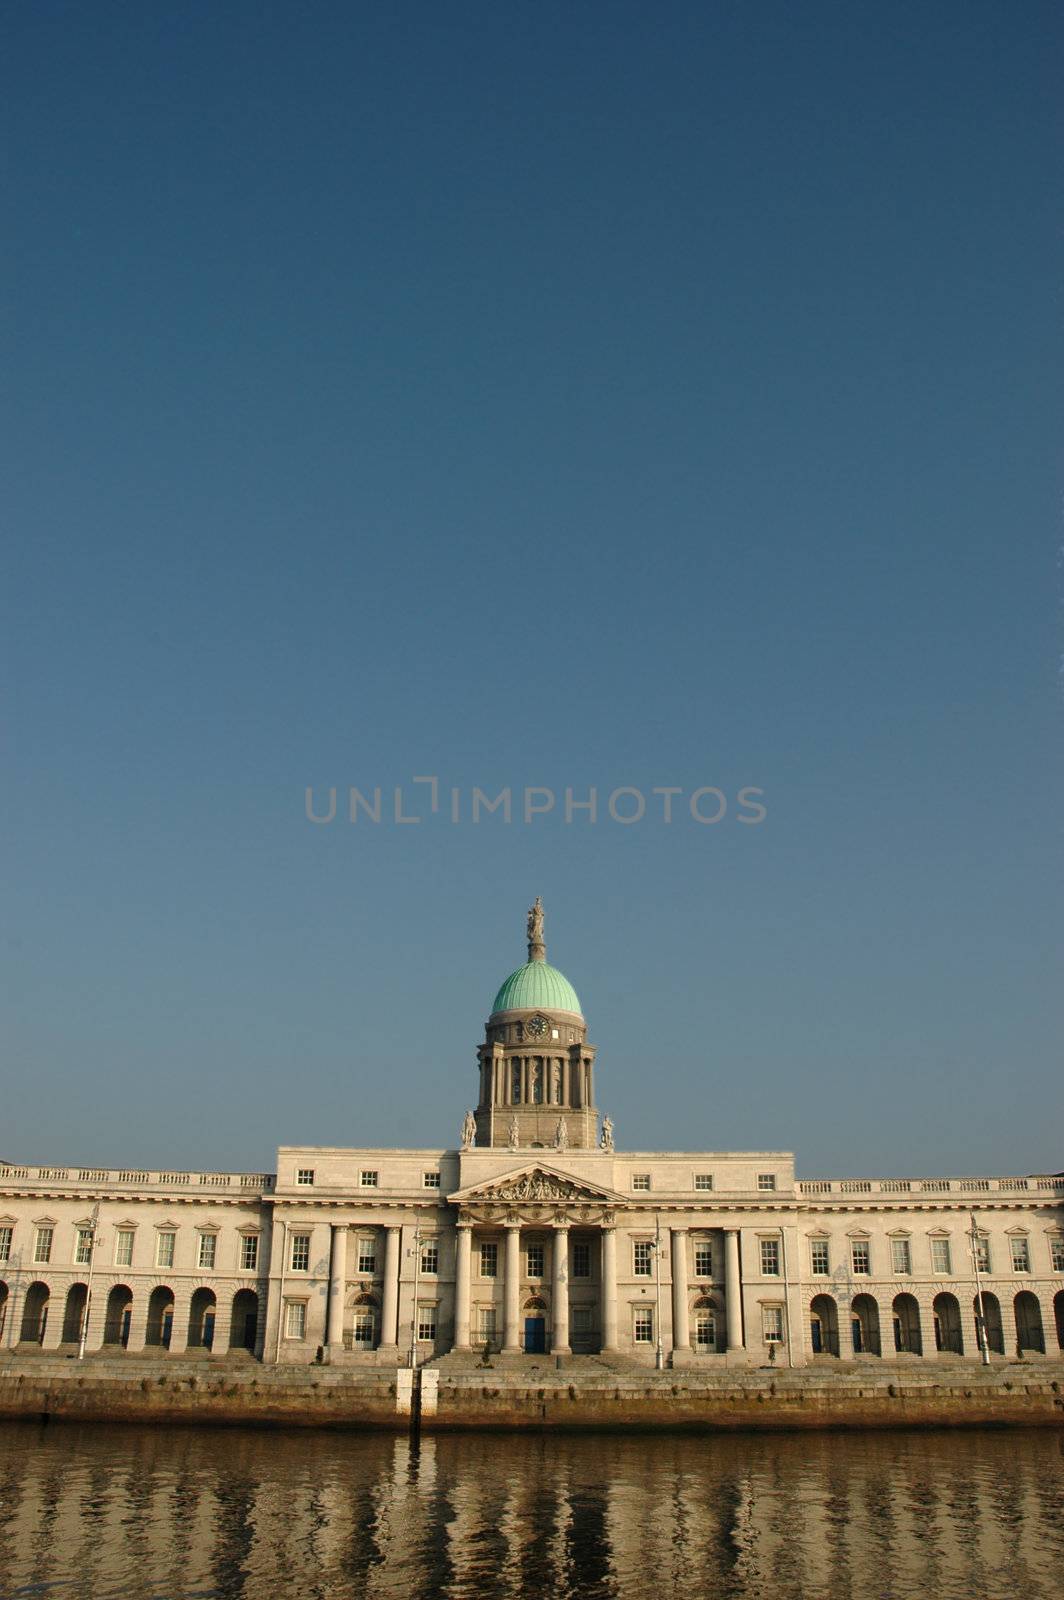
1;906;1062;1367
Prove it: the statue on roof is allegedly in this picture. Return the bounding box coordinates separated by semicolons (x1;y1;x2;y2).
507;1116;520;1150
600;1115;614;1153
461;1109;477;1150
527;897;544;943
554;1117;569;1151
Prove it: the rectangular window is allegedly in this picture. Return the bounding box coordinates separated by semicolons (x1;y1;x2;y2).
75;1228;93;1266
891;1237;911;1274
572;1306;593;1333
526;1244;544;1278
1010;1237;1031;1273
762;1306;784;1343
760;1239;780;1276
930;1238;952;1274
0;1226;11;1262
422;1170;441;1189
352;1311;375;1347
360;1170;378;1188
572;1242;590;1278
114;1229;134;1267
973;1236;990;1274
695;1310;716;1348
632;1174;651;1191
33;1226;54;1264
240;1235;259;1271
634;1308;654;1343
197;1234;216;1270
156;1232;175;1269
421;1243;439;1275
633;1240;654;1276
810;1239;830;1276
695;1243;713;1277
479;1307;496;1340
285;1302;306;1339
480;1242;498;1278
296;1168;314;1186
357;1240;376;1275
417;1304;437;1342
757;1173;776;1192
694;1173;713;1191
1050;1236;1064;1273
851;1240;871;1275
290;1233;310;1272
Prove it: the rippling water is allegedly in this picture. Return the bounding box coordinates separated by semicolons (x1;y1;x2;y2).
0;1421;1062;1600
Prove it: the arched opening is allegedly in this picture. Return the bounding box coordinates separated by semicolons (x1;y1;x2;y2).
229;1288;259;1352
0;1282;8;1344
1014;1290;1044;1355
188;1287;217;1350
809;1294;839;1356
693;1295;719;1352
523;1294;547;1354
1054;1290;1064;1352
851;1294;881;1356
103;1285;133;1347
892;1293;922;1355
348;1291;378;1351
61;1283;88;1345
932;1292;963;1355
975;1291;1005;1355
145;1286;174;1349
20;1282;50;1345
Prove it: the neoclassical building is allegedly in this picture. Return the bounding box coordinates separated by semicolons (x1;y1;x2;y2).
2;903;1062;1366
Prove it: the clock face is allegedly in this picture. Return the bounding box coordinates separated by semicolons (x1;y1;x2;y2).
526;1014;549;1039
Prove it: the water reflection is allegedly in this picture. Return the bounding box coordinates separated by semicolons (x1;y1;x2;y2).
0;1422;1061;1600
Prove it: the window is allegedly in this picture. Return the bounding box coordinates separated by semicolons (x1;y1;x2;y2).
1010;1237;1031;1273
352;1310;375;1347
851;1240;870;1275
633;1240;654;1276
115;1229;135;1267
357;1239;377;1275
760;1239;780;1276
240;1235;259;1271
572;1306;593;1333
973;1236;991;1273
197;1234;216;1270
695;1310;717;1348
421;1243;439;1275
33;1226;54;1264
634;1309;654;1343
74;1228;94;1265
417;1304;437;1342
762;1307;784;1343
297;1168;315;1186
1050;1236;1064;1273
360;1170;378;1189
930;1238;952;1274
290;1233;310;1272
891;1237;911;1274
632;1174;651;1191
0;1226;12;1262
156;1231;175;1269
479;1307;496;1340
810;1239;830;1276
757;1173;776;1192
526;1244;544;1278
694;1174;714;1192
572;1242;590;1278
480;1242;498;1278
423;1170;441;1189
285;1302;306;1339
695;1243;713;1277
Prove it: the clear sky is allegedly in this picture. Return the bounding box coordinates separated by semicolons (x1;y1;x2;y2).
4;3;1062;1178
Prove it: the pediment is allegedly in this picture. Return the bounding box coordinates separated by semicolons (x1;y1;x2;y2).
449;1162;625;1208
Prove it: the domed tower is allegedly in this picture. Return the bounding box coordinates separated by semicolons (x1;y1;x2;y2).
473;899;598;1149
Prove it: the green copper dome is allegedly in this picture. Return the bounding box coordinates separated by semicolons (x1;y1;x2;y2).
491;961;583;1018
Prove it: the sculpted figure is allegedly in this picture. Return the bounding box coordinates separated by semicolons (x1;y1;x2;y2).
554;1118;569;1151
527;896;544;943
600;1115;614;1153
508;1116;520;1150
461;1109;477;1149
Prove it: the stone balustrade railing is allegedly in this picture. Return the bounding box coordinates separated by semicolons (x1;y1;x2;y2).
0;1166;276;1192
799;1175;1064;1197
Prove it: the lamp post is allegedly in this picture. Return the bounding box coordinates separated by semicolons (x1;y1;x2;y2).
408;1220;422;1370
969;1211;991;1366
654;1216;664;1371
77;1203;101;1361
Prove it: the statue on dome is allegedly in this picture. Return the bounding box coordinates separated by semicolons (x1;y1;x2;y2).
507;1116;520;1150
461;1110;476;1150
600;1115;614;1153
527;896;544;944
554;1117;569;1151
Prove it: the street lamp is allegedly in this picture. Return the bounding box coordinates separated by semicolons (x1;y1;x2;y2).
407;1220;422;1370
78;1202;101;1361
969;1211;991;1366
654;1216;664;1371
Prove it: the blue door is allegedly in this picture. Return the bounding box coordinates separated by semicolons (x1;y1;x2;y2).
524;1316;545;1353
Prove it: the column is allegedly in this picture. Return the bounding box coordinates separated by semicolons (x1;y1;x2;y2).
503;1223;521;1351
380;1226;401;1350
453;1224;472;1350
562;1058;570;1106
325;1224;348;1348
601;1227;618;1351
725;1228;743;1352
520;1059;528;1103
551;1223;570;1354
671;1228;690;1351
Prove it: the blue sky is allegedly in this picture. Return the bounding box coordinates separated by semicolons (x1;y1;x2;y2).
4;3;1062;1177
